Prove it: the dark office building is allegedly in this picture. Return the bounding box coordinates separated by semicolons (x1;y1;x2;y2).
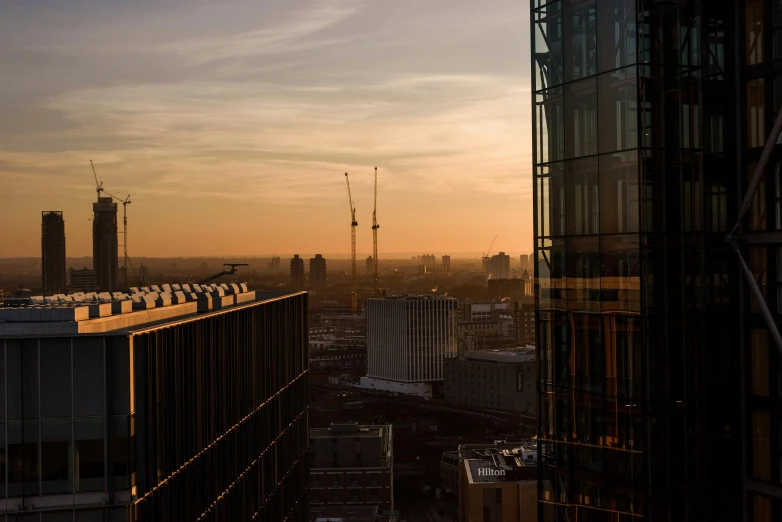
532;0;782;520
310;423;393;510
41;211;66;295
0;289;310;521
310;254;327;290
291;254;305;290
92;196;118;292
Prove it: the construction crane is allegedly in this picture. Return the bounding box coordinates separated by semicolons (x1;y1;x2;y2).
90;160;103;201
483;234;498;258
345;172;358;314
372;167;379;297
103;190;135;287
199;264;249;285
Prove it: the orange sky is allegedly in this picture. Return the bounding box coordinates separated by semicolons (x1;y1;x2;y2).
0;0;533;258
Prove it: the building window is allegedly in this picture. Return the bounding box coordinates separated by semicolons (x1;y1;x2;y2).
747;80;766;149
566;157;599;235
751;330;770;397
746;0;764;65
565;78;598;158
564;0;596;82
752;411;771;481
751;493;772;522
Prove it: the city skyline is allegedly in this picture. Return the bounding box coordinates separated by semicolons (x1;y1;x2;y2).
0;0;533;258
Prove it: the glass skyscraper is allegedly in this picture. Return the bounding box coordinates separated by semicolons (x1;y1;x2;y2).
532;0;782;520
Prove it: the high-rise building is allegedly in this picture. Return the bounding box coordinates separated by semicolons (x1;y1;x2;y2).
0;287;309;520
488;251;511;279
41;211;66;295
420;254;436;271
366;255;374;275
442;255;451;276
269;256;281;273
92;196;118;292
361;295;457;397
290;254;304;289
310;253;327;290
531;0;780;519
68;266;99;292
310;422;393;510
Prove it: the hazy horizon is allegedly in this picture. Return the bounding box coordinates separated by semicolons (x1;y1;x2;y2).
1;0;533;258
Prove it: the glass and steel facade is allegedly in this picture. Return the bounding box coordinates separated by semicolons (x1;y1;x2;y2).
0;292;310;522
532;0;782;520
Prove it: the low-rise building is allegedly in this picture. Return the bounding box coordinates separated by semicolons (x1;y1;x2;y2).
310;336;367;373
444;349;536;414
458;441;537;522
310;422;394;511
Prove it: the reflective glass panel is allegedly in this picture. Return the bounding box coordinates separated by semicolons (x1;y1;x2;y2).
42;418;72;494
599;151;639;234
564;78;597;158
598;67;637;154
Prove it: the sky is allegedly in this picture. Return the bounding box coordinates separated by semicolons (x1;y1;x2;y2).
0;0;533;258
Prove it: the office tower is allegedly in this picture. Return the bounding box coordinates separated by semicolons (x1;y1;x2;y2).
41;211;66;295
442;255;451;276
92;196;118;291
269;256;281;273
531;0;782;520
361;295;457;397
310;253;327;290
68;267;99;292
310;423;393;510
366;255;374;275
0;287;309;521
488;251;511;279
290;254;304;289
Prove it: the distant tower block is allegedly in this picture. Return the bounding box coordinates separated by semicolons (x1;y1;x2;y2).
310;254;327;290
41;211;66;295
366;256;374;275
442;255;451;277
290;255;304;290
92;197;118;292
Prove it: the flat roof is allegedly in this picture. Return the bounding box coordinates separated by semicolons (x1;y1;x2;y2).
0;286;302;337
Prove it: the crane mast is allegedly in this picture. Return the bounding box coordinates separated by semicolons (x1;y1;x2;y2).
90;160;103;201
372;167;379;297
104;190;134;287
345;173;358;314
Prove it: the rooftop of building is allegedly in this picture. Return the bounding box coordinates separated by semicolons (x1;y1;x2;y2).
461;442;537;484
456;348;535;363
0;283;299;336
367;294;455;301
310;422;388;439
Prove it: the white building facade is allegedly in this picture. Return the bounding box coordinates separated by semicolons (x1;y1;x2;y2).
362;295;457;397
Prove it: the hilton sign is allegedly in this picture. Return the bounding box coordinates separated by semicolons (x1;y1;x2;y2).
477;468;505;477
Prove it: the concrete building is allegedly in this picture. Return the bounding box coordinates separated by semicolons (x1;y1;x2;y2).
461;302;511;322
310;422;393;511
362;295;457;397
420;254;436;271
268;256;281;273
41;211;66;295
68;267;99;293
290;254;305;289
310;254;327;290
457;441;537;522
92;197;118;292
366;256;373;275
0;287;309;521
309;335;367;374
440;451;460;498
444;350;535;414
487;252;510;280
442;255;451;276
487;278;526;301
